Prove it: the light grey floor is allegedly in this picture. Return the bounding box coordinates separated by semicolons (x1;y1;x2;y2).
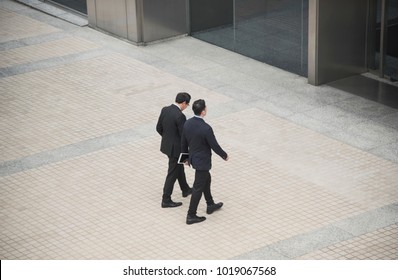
1;0;398;260
9;0;398;165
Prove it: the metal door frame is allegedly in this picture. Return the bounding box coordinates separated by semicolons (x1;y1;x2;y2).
367;0;390;79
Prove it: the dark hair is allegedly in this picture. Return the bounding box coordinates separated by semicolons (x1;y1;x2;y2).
192;99;206;116
175;92;191;104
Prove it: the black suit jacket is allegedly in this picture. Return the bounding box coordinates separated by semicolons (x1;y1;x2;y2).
156;104;186;158
181;116;227;171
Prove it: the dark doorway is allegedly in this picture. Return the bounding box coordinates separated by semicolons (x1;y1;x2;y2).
45;0;87;15
368;0;398;81
328;75;398;109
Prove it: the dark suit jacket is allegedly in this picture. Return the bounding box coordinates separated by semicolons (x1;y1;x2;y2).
181;116;227;171
156;104;186;158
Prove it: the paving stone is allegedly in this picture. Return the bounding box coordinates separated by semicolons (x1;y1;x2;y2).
0;0;397;260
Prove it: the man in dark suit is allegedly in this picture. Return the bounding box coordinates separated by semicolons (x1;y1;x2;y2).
181;99;229;224
156;92;192;208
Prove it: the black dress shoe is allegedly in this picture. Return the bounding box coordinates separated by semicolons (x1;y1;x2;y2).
206;202;223;214
186;215;206;225
161;200;182;208
182;188;192;197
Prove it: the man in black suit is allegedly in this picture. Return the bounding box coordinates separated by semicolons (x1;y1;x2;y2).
156;92;193;208
181;99;229;224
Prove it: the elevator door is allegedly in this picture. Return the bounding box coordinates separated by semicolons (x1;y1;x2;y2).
368;0;398;81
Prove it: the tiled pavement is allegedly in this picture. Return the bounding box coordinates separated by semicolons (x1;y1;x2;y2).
0;0;398;260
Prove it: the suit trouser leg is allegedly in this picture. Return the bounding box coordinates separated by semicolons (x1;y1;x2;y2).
163;156;189;200
202;172;214;205
188;170;214;216
177;162;190;191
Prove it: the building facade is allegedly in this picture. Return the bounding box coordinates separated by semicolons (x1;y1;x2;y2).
42;0;398;86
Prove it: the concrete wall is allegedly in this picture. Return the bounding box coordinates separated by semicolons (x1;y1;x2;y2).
87;0;187;44
141;0;188;42
190;0;233;32
308;0;368;85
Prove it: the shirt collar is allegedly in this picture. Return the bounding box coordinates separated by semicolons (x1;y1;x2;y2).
173;103;181;110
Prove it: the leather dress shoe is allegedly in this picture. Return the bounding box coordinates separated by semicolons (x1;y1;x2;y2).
206;202;223;214
182;188;192;197
186;215;206;225
161;200;182;208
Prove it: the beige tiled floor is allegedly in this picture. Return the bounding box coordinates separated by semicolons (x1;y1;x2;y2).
0;8;59;42
0;36;99;68
299;224;398;260
0;1;397;260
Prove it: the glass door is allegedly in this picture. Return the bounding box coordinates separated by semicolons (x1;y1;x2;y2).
190;0;309;77
368;0;398;81
385;0;398;81
233;0;308;76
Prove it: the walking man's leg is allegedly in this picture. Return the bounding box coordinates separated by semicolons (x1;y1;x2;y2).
161;157;182;208
186;170;208;224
